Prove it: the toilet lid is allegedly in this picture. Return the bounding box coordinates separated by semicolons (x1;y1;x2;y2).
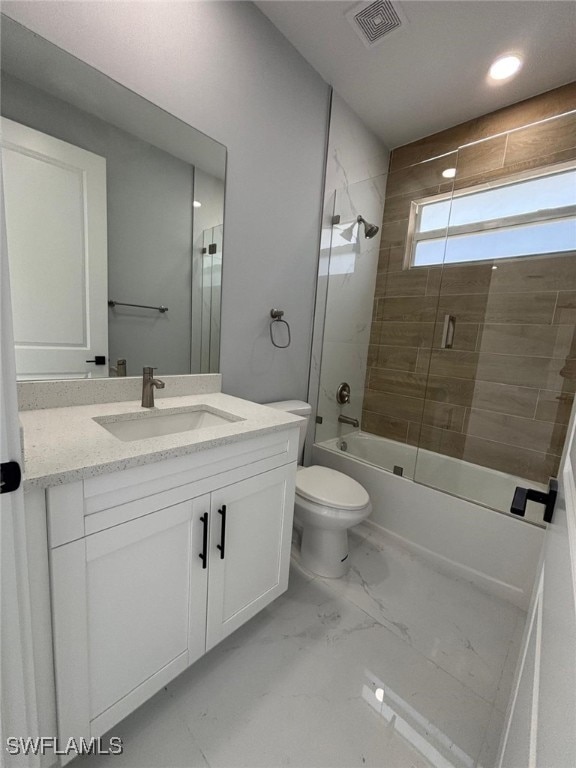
296;466;369;510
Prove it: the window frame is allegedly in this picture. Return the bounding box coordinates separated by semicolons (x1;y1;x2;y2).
404;159;576;269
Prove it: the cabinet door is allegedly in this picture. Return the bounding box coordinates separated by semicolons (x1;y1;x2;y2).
51;496;209;746
206;464;296;650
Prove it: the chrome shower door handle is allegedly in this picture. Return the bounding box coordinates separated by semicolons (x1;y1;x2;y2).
441;315;456;349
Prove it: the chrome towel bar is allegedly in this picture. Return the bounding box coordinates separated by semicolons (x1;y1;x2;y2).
108;300;168;313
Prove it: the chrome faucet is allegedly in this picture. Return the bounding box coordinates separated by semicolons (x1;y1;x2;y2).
141;367;165;407
338;414;359;428
110;359;127;377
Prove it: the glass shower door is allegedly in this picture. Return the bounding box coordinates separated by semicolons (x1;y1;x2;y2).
209;224;222;372
413;112;576;523
315;175;388;444
321;150;460;480
199;225;222;374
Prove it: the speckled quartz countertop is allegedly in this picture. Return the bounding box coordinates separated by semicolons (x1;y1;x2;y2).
19;393;302;489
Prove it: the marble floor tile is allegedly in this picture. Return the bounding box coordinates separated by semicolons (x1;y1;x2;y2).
77;531;523;768
80;687;209;768
312;527;524;706
493;611;526;716
168;571;493;768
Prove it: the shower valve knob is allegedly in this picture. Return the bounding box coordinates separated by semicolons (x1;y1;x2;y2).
336;382;351;405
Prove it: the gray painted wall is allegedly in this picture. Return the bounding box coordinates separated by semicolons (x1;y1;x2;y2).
2;72;195;376
4;1;331;402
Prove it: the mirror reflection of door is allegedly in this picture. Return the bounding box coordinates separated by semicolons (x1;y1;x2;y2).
1;117;108;379
1;17;227;380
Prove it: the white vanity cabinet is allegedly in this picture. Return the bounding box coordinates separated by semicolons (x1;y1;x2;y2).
46;428;298;757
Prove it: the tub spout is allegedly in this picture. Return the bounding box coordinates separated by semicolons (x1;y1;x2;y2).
338;414;359;428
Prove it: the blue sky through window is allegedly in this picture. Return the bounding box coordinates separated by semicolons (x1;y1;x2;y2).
412;165;576;267
414;218;576;266
420;169;575;232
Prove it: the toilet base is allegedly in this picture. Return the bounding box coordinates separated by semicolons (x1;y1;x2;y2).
300;526;350;578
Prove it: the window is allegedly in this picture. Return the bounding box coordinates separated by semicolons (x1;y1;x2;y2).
407;163;576;268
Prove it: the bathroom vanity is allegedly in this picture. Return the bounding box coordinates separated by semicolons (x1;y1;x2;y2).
19;376;300;761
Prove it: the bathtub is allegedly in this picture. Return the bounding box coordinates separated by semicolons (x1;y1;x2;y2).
320;432;547;522
312;432;545;609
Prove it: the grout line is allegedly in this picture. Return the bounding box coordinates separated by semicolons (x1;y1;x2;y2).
382;288;567;297
466;405;558;427
440;349;568;361
365;386;568;421
474;324;482;352
403;418;409;443
502;132;510;168
454;109;576;151
362;402;563;457
533;390;541;420
551;291;560;325
377;320;574;326
167;688;214;768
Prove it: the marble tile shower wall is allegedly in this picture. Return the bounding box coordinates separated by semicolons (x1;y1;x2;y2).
316;174;387;443
363;83;576;483
311;92;389;446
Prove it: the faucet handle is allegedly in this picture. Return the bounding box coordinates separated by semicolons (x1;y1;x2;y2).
143;366;156;375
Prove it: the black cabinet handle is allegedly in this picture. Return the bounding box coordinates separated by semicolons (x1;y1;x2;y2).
217;505;227;560
86;355;106;365
199;513;208;569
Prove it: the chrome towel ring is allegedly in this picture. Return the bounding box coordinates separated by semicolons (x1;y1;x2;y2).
270;308;291;348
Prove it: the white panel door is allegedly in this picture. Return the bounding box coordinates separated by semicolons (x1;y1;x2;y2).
498;417;576;766
1;118;108;379
206;464;295;650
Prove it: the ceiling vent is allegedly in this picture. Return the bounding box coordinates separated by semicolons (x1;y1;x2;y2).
346;0;404;49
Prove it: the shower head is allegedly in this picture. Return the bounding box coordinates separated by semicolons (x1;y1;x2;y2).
357;215;379;239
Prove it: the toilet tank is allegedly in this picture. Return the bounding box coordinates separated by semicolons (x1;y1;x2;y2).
265;400;311;459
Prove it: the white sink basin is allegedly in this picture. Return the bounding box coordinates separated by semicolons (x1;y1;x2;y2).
94;406;241;442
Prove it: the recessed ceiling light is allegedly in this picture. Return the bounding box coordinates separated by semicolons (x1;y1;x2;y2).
193;200;202;208
442;168;457;179
489;54;522;82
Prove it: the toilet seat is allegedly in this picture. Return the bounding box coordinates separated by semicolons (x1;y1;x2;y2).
296;465;369;510
294;493;371;529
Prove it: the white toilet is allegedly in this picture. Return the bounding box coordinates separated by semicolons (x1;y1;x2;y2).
267;401;372;578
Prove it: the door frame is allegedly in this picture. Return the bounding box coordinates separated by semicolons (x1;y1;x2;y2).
497;401;576;766
1;156;41;766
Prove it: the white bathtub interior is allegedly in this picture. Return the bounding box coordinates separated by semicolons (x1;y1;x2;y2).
320;432;548;526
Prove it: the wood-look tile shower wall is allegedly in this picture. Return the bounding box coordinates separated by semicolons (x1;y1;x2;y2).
363;83;576;483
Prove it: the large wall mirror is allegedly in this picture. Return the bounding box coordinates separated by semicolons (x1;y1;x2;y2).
0;16;226;380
